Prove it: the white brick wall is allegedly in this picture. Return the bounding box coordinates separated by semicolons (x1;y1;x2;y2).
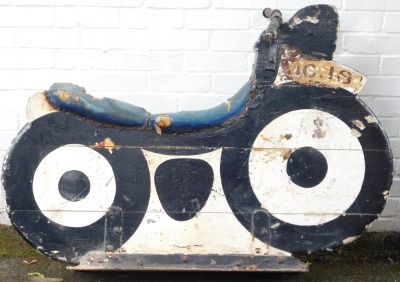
0;0;399;232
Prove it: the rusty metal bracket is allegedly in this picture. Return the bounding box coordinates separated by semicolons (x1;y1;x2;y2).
68;253;308;272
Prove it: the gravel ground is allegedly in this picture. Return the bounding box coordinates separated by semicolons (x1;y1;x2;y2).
1;225;399;282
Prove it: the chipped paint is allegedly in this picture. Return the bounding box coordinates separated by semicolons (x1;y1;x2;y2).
116;247;126;254
365;115;376;124
312;117;326;139
247;265;258;271
351;128;362;138
274;46;366;94
280;134;293;140
313;129;326;139
57;90;81;102
342;236;359;245
271;223;281;229
93;137;120;154
280;149;292;160
292;16;319;26
58;90;72;102
383;190;390;200
155;114;171;134
352;119;366;130
225;100;232;112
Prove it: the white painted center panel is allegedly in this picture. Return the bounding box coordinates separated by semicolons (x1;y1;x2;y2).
123;149;286;256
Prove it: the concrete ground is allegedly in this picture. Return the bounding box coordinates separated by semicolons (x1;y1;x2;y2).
0;225;399;282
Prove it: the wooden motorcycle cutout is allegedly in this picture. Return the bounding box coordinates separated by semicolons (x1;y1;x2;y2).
2;5;393;271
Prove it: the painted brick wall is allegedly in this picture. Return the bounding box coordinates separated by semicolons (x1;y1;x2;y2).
0;0;399;231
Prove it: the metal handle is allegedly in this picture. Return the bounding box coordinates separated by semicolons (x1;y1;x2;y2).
262;8;283;41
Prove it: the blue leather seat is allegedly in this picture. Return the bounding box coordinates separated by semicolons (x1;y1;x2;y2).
46;81;253;131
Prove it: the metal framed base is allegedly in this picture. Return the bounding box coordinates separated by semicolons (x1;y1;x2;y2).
68;253;308;272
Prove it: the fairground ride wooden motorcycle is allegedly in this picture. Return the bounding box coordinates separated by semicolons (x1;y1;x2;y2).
2;5;392;271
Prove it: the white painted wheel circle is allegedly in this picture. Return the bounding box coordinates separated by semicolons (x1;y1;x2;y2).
249;109;365;226
33;144;116;227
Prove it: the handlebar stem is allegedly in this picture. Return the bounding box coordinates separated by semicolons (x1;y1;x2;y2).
263;8;283;41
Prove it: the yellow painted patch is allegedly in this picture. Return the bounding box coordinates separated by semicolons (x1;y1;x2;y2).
155;114;171;134
274;46;367;94
58;91;72;102
225;100;232;112
94;137;119;154
287;59;365;93
58;90;81;102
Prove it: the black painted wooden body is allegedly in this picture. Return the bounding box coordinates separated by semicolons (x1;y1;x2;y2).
2;5;393;268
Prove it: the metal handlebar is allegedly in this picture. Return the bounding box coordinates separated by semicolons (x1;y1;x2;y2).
262;8;283;41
